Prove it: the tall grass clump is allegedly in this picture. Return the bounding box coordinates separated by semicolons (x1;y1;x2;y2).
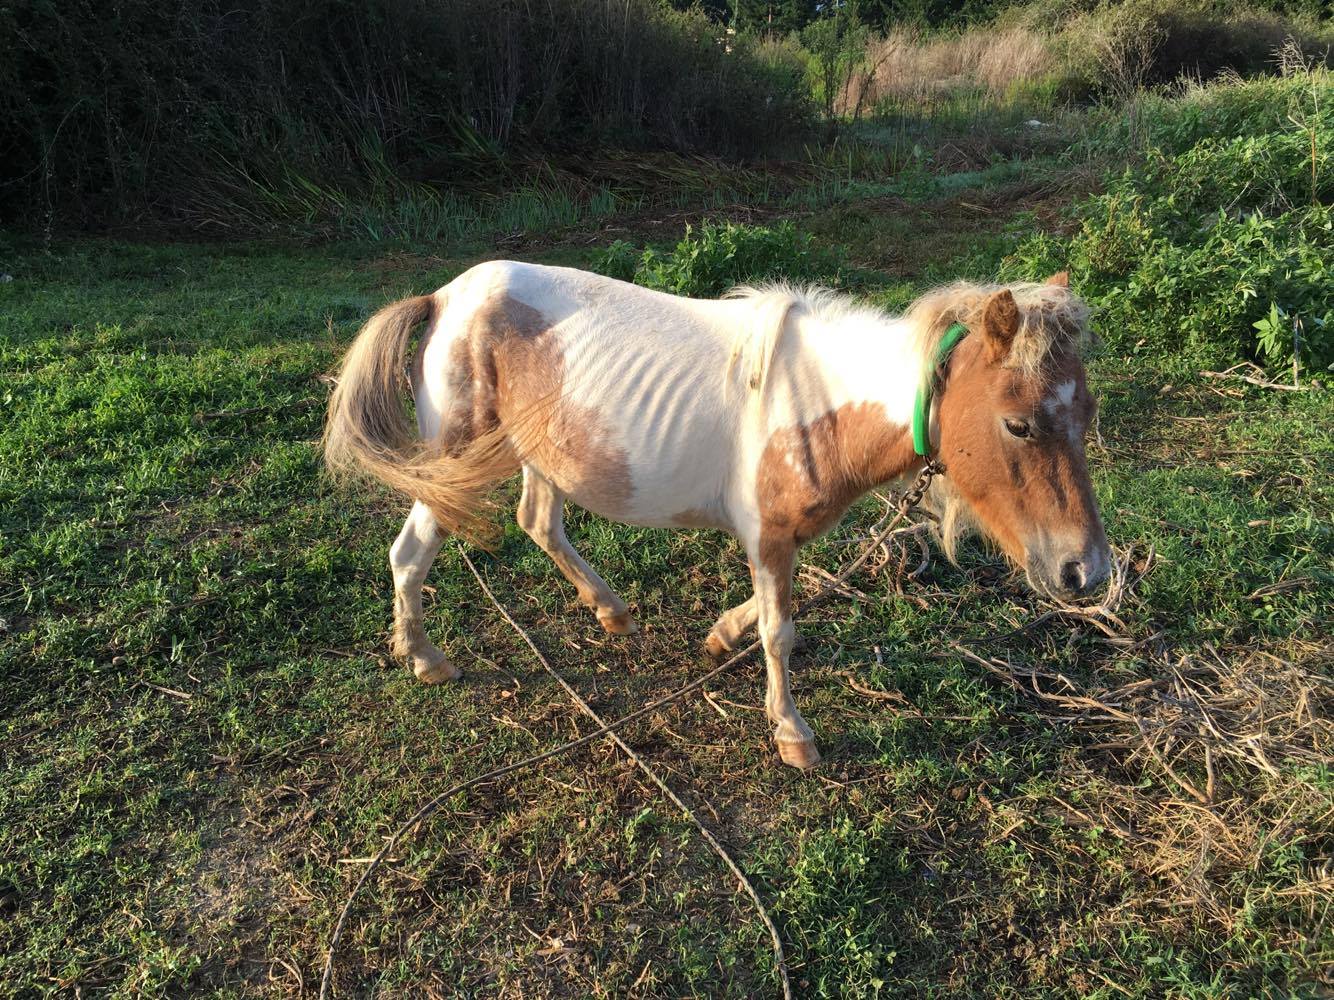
1004;66;1333;371
848;26;1063;117
0;0;812;229
1061;0;1334;96
593;220;844;297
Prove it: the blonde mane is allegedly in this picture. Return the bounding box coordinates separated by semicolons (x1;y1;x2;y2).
905;279;1093;380
724;282;910;393
725;279;1092;394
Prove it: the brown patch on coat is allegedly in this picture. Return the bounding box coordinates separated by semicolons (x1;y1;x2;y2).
671;506;728;529
432;294;633;515
934;333;1104;566
756;401;918;586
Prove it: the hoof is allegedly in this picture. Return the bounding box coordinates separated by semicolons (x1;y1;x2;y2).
412;650;460;684
776;738;820;770
704;632;732;659
598;611;638;635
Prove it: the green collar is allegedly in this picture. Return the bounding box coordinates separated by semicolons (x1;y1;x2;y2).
912;322;969;458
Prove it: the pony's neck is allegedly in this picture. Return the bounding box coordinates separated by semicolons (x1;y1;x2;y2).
802;306;925;489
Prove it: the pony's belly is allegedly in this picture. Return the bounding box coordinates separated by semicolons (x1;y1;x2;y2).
533;434;734;533
551;471;733;532
607;504;732;532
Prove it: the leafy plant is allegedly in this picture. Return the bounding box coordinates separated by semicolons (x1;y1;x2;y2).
1003;68;1334;371
592;220;845;297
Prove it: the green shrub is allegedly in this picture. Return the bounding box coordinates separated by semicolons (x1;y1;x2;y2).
1003;69;1333;371
1081;64;1334;159
594;240;642;283
592;220;845;297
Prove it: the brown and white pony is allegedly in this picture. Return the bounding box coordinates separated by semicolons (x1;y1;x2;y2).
324;261;1110;769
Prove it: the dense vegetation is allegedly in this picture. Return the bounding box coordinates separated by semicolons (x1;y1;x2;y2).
0;0;809;226
1004;68;1333;370
4;0;1330;231
735;0;1332;31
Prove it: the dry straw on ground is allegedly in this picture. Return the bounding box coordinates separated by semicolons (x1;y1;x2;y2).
826;499;1331;944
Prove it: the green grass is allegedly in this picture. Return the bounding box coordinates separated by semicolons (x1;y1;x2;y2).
3;134;1332;997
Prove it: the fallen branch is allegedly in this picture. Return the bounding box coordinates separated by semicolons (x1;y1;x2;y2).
1200;363;1308;392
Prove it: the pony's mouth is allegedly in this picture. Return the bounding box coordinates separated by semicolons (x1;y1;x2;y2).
1025;546;1111;602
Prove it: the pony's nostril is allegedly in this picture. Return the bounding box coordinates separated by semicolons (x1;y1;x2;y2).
1060;560;1085;594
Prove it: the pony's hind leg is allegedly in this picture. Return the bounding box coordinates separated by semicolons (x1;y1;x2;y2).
517;466;636;634
389;501;460;683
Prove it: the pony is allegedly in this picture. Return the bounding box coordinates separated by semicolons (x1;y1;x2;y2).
324;261;1110;769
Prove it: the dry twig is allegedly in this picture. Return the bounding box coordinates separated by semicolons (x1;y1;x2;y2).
1200;362;1309;392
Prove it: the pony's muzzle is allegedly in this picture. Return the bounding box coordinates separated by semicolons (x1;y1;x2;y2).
1059;558;1092;596
1030;542;1110;600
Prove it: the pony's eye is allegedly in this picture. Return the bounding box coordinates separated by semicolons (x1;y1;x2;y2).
1004;419;1031;438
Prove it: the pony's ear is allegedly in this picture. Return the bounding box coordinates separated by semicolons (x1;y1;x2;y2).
981;289;1020;362
1045;271;1069;288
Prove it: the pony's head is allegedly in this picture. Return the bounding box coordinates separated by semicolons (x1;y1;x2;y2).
914;274;1110;600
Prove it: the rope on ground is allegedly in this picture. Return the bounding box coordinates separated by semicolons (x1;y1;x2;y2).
459;547;794;1000
317;630;764;999
318;462;940;998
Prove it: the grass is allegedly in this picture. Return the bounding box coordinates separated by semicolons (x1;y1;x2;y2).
2;122;1332;998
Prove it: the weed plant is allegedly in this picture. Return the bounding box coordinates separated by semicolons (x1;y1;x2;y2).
1004;68;1333;370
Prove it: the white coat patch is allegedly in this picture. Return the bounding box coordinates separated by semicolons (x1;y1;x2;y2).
1043;379;1079;440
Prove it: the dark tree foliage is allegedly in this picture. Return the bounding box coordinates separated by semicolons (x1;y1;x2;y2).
733;0;819;34
846;0;1039;27
0;0;811;226
663;0;733;21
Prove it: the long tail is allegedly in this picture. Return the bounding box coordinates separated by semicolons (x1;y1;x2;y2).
322;294;518;545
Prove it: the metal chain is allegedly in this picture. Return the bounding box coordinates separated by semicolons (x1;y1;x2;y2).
897;457;944;516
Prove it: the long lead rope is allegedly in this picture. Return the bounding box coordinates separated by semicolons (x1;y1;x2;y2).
460;547;794;1000
318;460;941;998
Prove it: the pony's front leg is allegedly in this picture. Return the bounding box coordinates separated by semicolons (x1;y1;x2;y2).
389;501;459;683
750;544;819;769
705;593;757;657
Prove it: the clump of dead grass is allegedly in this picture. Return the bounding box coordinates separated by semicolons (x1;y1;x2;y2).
841;26;1058;115
959;633;1333;937
824;497;1331;946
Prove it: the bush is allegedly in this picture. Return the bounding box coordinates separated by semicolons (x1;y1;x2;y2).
1063;0;1334;98
592;220;845;297
0;0;813;228
841;2;1332;124
1002;69;1333;371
